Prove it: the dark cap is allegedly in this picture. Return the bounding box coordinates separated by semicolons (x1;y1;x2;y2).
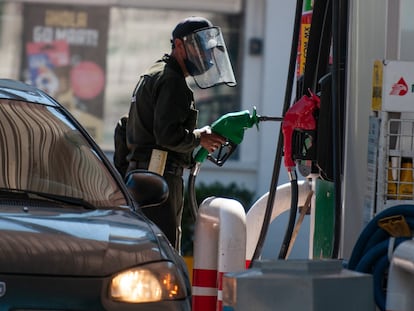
172;16;213;39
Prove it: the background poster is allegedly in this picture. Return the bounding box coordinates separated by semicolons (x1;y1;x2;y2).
21;4;109;143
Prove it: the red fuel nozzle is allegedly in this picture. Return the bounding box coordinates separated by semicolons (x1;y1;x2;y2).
282;91;320;169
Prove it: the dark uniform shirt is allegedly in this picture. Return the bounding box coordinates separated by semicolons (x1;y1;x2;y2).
113;115;129;177
126;54;200;168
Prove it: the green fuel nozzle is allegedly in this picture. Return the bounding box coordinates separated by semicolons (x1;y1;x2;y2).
194;107;281;166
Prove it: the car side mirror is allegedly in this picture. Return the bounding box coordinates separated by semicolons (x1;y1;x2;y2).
125;169;169;208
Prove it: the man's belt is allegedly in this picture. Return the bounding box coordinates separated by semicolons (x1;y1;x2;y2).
128;160;183;177
128;160;149;170
165;162;184;177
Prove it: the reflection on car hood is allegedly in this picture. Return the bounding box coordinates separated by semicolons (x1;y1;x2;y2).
0;208;163;276
0;79;60;106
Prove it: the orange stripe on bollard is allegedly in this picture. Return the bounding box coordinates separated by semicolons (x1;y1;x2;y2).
192;268;218;311
192;294;217;311
193;268;217;288
217;271;225;311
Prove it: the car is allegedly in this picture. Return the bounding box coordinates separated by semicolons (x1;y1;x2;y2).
0;78;191;310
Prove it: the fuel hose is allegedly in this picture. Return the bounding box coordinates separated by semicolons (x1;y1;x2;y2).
249;0;304;266
347;204;414;311
330;0;348;259
187;162;201;222
278;170;299;259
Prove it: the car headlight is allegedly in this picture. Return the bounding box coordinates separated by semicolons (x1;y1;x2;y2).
110;261;187;303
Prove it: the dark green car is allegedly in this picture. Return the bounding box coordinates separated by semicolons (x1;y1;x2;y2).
0;79;191;310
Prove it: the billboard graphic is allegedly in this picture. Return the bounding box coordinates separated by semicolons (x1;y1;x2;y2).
22;4;109;143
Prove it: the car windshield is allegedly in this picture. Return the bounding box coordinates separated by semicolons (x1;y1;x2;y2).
0;99;127;208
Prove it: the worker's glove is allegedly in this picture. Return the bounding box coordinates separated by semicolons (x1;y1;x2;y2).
193;126;212;138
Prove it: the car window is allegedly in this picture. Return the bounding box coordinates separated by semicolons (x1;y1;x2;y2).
0;99;127;207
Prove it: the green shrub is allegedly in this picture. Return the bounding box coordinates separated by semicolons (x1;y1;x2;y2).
181;181;254;256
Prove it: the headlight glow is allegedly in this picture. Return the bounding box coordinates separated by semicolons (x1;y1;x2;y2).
110;261;186;303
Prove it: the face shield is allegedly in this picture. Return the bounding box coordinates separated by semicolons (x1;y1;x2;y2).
182;27;237;89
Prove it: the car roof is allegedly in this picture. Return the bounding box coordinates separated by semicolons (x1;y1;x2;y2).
0;79;60;107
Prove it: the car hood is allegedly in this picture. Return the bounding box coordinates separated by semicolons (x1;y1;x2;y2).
0;208;165;276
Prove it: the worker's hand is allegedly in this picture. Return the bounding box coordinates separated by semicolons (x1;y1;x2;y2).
195;126;227;153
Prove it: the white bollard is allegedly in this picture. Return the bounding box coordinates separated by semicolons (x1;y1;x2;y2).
192;197;219;311
192;196;246;311
245;180;311;266
216;197;246;311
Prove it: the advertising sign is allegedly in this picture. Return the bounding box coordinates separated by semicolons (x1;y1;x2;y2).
380;60;414;112
21;4;109;143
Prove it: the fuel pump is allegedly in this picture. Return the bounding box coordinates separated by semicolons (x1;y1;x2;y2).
278;90;320;259
188;108;281;221
282;90;320;172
